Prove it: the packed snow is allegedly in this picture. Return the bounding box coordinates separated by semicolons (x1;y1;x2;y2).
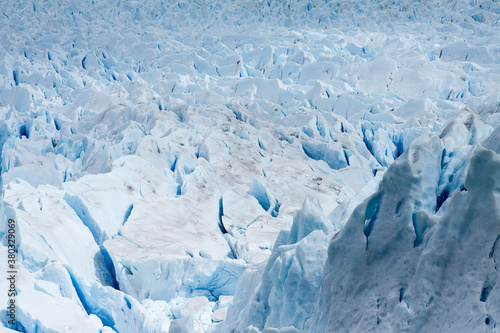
0;0;499;332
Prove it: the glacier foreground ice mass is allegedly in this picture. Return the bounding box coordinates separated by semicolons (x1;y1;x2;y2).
308;109;500;332
226;107;500;332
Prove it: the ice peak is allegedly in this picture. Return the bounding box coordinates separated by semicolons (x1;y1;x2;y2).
288;196;332;244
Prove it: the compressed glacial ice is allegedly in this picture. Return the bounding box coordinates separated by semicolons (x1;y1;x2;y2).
0;0;499;332
227;105;500;333
305;108;500;333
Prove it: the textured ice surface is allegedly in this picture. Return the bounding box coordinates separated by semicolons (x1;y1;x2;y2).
227;106;500;333
223;197;334;332
307;108;500;333
0;0;499;332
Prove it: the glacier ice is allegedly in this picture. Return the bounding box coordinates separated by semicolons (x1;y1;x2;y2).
224;197;333;331
0;0;499;332
306;108;500;332
226;107;500;333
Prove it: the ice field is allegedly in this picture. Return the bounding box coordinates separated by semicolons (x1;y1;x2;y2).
0;0;500;332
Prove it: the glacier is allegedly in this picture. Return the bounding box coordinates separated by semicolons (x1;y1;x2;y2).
0;0;499;332
308;107;500;332
226;106;499;332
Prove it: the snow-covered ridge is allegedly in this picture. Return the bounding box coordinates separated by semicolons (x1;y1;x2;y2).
0;0;499;332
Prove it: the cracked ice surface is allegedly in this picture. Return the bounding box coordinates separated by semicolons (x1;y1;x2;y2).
0;0;499;332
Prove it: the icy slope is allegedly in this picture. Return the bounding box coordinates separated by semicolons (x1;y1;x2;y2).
224;175;383;332
0;0;499;332
307;108;500;333
225;107;500;333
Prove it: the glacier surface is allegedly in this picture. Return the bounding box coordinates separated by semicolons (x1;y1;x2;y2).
0;0;499;332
